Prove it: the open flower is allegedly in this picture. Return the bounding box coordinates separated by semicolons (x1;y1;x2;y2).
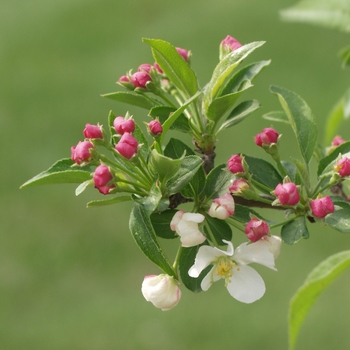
170;210;206;247
141;274;181;311
188;240;277;303
208;193;235;219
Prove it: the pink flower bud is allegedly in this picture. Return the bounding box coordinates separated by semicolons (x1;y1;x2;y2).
229;179;249;194
273;182;300;206
221;35;242;51
115;133;138;159
83;123;103;139
332;135;345;147
176;47;190;62
148;120;163;136
227;154;244;174
71;141;94;165
141;274;181;311
113;116;135;135
208;193;235;219
154;62;163;74
255;128;279;147
131;71;151;89
93;164;115;194
244;218;269;242
119;75;130;83
138;63;153;74
335;157;350;177
310;196;335;218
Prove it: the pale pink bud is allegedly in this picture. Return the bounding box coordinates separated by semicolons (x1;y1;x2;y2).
176;47;190;61
148;120;163;136
71;141;94;165
244;218;269;242
255;128;279;147
227;154;244;174
131;71;151;88
83;123;103;139
332;135;345;147
221;35;242;51
115;133;138;159
229;179;249;194
170;210;206;247
335;157;350;177
273;182;300;206
113;116;135;135
310;196;335;218
93;165;115;194
138;63;153;74
208;193;235;220
141;274;181;311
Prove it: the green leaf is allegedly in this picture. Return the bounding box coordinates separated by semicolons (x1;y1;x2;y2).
325;200;350;232
281;161;302;185
203;164;236;200
164;138;194;159
233;204;269;223
166;155;203;195
204;41;265;109
129;203;175;277
281;216;309;245
86;195;132;208
206;80;253;121
181;165;206;200
218;100;261;132
270;85;318;165
143;38;199;97
288;250;350;350
244;155;283;192
262;110;290;124
149;106;189;133
290;157;311;196
324;88;350;144
221;60;271;95
133;179;163;214
317;140;350;176
281;0;350;33
20;159;92;189
204;215;232;245
101;91;157;110
150;210;178;239
133;122;150;161
178;244;211;293
75;180;91;196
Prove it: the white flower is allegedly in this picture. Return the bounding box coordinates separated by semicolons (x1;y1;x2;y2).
208;192;235;220
170;210;206;247
141;274;181;311
259;235;282;259
188;239;277;303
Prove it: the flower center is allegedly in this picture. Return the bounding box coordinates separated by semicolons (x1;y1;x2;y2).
216;257;236;285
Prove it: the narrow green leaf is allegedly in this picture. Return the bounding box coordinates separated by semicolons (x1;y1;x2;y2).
87;195;132;208
290;157;311;195
281;216;309;245
75;180;91;196
20;159;92;189
325;200;350;232
150;210;178;239
181;165;206;200
143;38;199;97
288;250;350;349
133;122;150;161
262;110;290;124
129;203;175;276
204;215;232;245
149;106;189;133
281;0;350;33
101;91;157;110
218;100;261;132
270;85;318;165
164;138;194;159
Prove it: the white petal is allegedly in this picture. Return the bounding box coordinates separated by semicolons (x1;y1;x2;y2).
188;245;220;277
260;235;282;259
180;231;206;247
182;212;205;223
226;265;265;303
233;241;276;270
200;266;221;291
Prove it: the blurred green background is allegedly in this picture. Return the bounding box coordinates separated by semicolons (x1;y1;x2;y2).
2;0;350;349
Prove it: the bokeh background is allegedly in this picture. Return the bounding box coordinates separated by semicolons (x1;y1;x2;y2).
2;0;350;349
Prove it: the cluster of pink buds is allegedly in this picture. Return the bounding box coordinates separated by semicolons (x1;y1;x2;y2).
113;116;138;159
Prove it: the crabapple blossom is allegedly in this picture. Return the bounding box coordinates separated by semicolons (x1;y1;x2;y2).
170;210;206;247
115;133;138;159
273;182;300;206
227;154;244;174
244;218;269;242
176;47;190;61
221;35;242;51
258;235;282;259
71;141;94;165
255;128;279;147
131;71;152;88
310;196;335;218
83;123;103;139
208;193;235;220
141;274;181;311
229;179;249;194
113;116;135;135
188;239;277;303
93;164;115;194
138;63;153;73
335;157;350;177
332;135;345;147
148;120;163;136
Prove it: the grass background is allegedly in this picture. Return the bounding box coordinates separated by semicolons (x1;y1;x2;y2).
2;0;350;349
